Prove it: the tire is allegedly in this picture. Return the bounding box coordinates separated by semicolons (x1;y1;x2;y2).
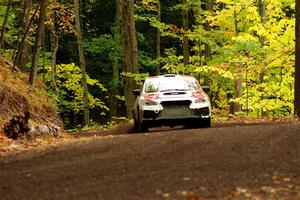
133;118;139;132
202;117;211;128
135;110;149;133
186;118;211;129
138;121;149;132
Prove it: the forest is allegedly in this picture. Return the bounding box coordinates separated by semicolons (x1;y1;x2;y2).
0;0;300;129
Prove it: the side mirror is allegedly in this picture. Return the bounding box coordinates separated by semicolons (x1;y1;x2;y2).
132;89;140;96
202;86;210;93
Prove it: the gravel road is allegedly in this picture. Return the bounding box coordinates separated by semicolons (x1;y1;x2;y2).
0;122;299;200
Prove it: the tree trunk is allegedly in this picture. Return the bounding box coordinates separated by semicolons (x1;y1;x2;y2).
234;10;238;36
49;18;59;93
82;0;87;34
182;0;189;67
258;0;268;117
74;0;90;126
111;58;120;118
258;0;266;48
29;0;47;85
194;0;202;66
121;0;139;118
13;0;34;70
230;65;243;115
230;11;243;115
204;0;213;60
0;0;12;50
295;0;300;117
110;0;123;118
236;70;243;113
156;0;161;75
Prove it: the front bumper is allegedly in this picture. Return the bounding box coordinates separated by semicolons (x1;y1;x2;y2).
142;107;210;127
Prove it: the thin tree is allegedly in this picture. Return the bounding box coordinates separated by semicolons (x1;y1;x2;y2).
258;0;268;117
204;0;213;60
110;0;123;118
13;0;35;70
121;0;139;118
156;0;161;75
0;0;12;50
229;10;243;115
74;0;90;125
49;11;59;93
182;0;189;67
295;0;300;117
194;0;203;66
29;0;47;85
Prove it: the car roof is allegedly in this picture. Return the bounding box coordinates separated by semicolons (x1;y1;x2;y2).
146;74;196;80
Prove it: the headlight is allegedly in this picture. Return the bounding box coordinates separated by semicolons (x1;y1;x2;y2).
144;100;159;106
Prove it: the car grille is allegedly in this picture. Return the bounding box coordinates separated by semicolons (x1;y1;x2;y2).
160;100;191;117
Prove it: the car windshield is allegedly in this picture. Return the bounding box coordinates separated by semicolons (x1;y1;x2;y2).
144;77;200;93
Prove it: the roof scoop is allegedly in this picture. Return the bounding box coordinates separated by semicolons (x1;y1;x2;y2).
163;74;176;77
164;92;186;95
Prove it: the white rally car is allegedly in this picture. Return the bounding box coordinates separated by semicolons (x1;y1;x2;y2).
132;74;211;132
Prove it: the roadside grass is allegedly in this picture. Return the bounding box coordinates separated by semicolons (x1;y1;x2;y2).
66;117;129;133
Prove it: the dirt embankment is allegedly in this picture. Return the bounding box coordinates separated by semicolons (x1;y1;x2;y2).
0;56;63;144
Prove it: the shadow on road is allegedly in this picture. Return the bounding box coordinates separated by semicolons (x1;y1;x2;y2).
72;121;288;138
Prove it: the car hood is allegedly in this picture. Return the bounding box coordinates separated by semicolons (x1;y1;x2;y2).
144;90;198;102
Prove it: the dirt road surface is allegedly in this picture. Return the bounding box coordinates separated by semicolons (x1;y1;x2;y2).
0;122;300;200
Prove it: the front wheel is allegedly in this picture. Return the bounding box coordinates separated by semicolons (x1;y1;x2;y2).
138;121;149;132
202;117;211;128
133;118;139;132
134;112;149;133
